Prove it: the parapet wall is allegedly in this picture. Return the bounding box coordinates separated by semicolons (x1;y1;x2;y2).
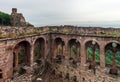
0;26;120;39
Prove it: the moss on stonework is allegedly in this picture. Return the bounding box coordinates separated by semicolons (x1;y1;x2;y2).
1;26;120;39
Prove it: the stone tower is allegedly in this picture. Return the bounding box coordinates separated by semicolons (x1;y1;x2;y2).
11;8;17;14
11;8;26;26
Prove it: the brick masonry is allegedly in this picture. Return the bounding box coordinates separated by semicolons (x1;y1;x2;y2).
0;26;120;81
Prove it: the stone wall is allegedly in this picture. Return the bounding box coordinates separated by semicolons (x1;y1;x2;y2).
0;26;120;81
1;26;120;39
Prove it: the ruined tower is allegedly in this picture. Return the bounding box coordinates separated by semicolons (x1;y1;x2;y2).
11;8;26;26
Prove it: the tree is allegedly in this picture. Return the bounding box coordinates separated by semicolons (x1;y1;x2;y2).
0;11;11;25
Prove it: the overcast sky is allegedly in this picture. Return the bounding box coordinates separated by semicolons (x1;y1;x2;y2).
1;0;120;27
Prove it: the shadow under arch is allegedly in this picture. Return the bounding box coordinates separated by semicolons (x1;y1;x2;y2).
0;69;3;79
13;41;31;68
105;42;120;75
68;39;80;61
34;37;45;63
85;40;100;69
53;37;65;58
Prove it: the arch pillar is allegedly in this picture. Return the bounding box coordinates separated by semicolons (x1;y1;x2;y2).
44;36;51;60
14;51;18;68
13;49;19;69
100;43;105;69
49;35;54;62
64;40;69;59
80;43;87;70
30;44;34;67
44;39;48;59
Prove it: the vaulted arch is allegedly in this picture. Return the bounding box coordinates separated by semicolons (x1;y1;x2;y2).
53;37;65;58
13;41;31;68
85;40;100;69
105;42;120;75
34;38;45;63
68;39;80;61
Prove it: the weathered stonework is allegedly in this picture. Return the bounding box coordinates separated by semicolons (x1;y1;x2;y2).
0;26;120;81
11;8;26;26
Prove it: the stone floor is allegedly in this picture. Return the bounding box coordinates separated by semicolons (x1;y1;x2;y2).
53;60;120;82
5;60;120;82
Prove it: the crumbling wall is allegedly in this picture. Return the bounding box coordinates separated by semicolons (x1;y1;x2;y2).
11;8;26;26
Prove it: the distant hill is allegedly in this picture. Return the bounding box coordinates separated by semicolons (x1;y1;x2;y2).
0;11;11;25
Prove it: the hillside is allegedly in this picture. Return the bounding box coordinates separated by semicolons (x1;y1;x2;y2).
0;11;11;25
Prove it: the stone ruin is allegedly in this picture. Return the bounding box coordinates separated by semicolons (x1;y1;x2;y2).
11;8;26;26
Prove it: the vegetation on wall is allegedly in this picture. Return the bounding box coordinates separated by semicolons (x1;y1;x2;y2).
71;45;80;59
71;45;77;59
34;47;41;60
106;50;120;66
58;44;62;55
87;47;100;63
71;46;120;66
0;11;11;25
18;49;25;65
87;48;120;66
34;45;41;61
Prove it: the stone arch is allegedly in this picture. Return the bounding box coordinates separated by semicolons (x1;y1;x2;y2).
105;42;120;75
13;40;31;68
105;40;120;46
83;38;100;46
53;37;65;58
33;36;46;45
34;37;45;63
68;39;80;61
85;40;100;69
105;41;120;66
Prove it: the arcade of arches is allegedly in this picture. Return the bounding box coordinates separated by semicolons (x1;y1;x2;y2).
12;37;120;76
1;34;120;81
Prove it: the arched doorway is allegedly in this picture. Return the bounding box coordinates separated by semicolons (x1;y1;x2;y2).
68;39;80;61
54;38;65;58
85;40;100;69
105;42;120;75
13;41;31;69
34;38;45;63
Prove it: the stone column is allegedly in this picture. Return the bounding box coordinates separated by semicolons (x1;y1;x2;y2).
30;44;34;67
15;51;18;68
64;40;69;59
52;39;55;58
80;43;87;70
110;48;118;75
44;39;48;59
91;46;96;69
49;34;54;62
44;34;51;62
100;43;105;69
